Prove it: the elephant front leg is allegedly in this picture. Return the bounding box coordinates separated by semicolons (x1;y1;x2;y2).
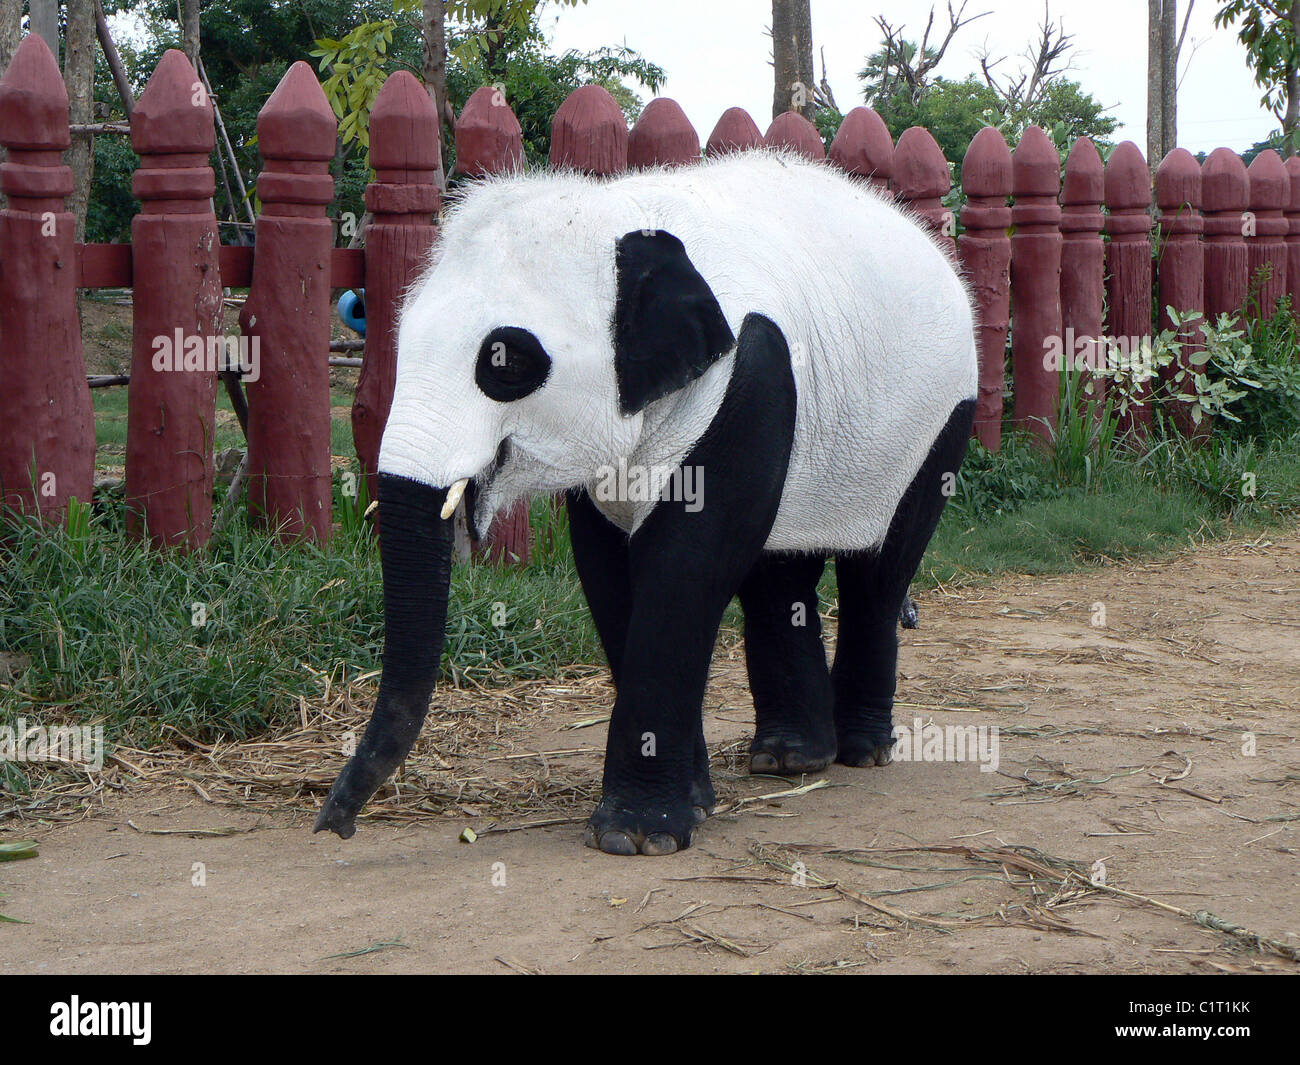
585;581;731;856
583;311;797;855
567;487;715;827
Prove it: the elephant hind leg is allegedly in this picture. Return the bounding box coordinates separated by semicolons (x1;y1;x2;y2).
738;551;836;775
832;399;975;766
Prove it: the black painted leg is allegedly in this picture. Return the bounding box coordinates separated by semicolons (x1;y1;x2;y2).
831;399;975;767
584;312;797;855
566;488;715;822
738;552;836;774
831;554;902;767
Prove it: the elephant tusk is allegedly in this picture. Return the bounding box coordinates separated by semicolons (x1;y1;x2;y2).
441;478;469;520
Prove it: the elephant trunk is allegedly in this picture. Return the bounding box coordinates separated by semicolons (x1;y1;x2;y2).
314;473;453;839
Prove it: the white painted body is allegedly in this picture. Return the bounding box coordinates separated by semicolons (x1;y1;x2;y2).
380;150;977;553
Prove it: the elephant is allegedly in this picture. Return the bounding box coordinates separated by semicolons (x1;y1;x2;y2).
314;149;977;856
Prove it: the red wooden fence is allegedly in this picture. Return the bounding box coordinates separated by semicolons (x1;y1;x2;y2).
0;33;1293;555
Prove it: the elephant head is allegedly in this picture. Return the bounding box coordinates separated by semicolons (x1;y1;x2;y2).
313;177;736;838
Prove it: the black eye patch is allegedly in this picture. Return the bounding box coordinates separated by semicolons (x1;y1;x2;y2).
475;326;551;402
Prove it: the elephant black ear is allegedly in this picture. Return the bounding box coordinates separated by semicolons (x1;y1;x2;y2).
612;229;736;415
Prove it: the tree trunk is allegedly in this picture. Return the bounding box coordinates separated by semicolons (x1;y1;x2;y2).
95;0;136;118
30;0;60;59
181;0;201;66
1287;4;1300;158
0;0;20;73
1161;0;1178;162
422;0;450;187
771;0;815;121
1147;0;1164;170
65;0;97;242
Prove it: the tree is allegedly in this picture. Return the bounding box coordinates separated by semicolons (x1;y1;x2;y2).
1217;0;1300;156
843;5;1116;181
771;0;814;119
1148;1;1196;167
65;0;98;241
860;1;989;107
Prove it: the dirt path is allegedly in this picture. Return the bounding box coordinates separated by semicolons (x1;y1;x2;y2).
3;535;1298;974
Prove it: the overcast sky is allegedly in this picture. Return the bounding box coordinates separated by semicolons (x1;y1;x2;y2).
540;0;1274;156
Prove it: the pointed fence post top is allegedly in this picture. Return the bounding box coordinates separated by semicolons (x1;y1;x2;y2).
1104;140;1151;210
1201;147;1250;212
1061;136;1104;205
369;69;440;173
455;85;523;177
828;106;893;186
257;60;337;162
1155;147;1202;212
705;106;762;156
764;110;825;160
550;84;628;175
961;125;1011;199
131;49;214;155
254;61;336;212
1247;148;1289;211
0;32;70;151
628;97;699;168
893;125;949;201
1011;125;1060;198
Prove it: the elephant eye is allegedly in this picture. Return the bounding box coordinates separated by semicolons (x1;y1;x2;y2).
475;326;551;402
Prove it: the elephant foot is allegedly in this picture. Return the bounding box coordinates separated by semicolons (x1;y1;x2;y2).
835;716;896;767
836;741;894;767
690;774;715;824
749;729;836;776
584;797;697;856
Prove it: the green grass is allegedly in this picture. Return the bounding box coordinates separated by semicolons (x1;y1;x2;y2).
0;491;599;777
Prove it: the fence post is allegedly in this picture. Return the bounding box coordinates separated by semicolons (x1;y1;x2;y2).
454;85;523;177
764;111;825;160
352;71;440;506
1246;149;1289;318
239;61;335;542
0;34;95;523
958;126;1012;451
1010;125;1062;438
628;97;699;168
1060;137;1106;403
551;84;627;174
894;126;952;244
456;85;531;565
828;106;893;193
1287;156;1300;312
1104;141;1154;434
1202;147;1250;320
126;49;221;549
1155;148;1205;436
705;106;762;157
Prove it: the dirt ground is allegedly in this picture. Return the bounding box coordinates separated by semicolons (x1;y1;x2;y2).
2;535;1298;974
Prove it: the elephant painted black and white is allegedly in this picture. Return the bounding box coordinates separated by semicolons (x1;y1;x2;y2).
314;150;977;856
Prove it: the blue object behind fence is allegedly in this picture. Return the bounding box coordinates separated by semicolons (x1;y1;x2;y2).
337;289;366;337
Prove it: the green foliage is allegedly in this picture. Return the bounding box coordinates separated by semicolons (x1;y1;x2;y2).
1216;0;1300;148
310;0;660;174
1086;307;1300;437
